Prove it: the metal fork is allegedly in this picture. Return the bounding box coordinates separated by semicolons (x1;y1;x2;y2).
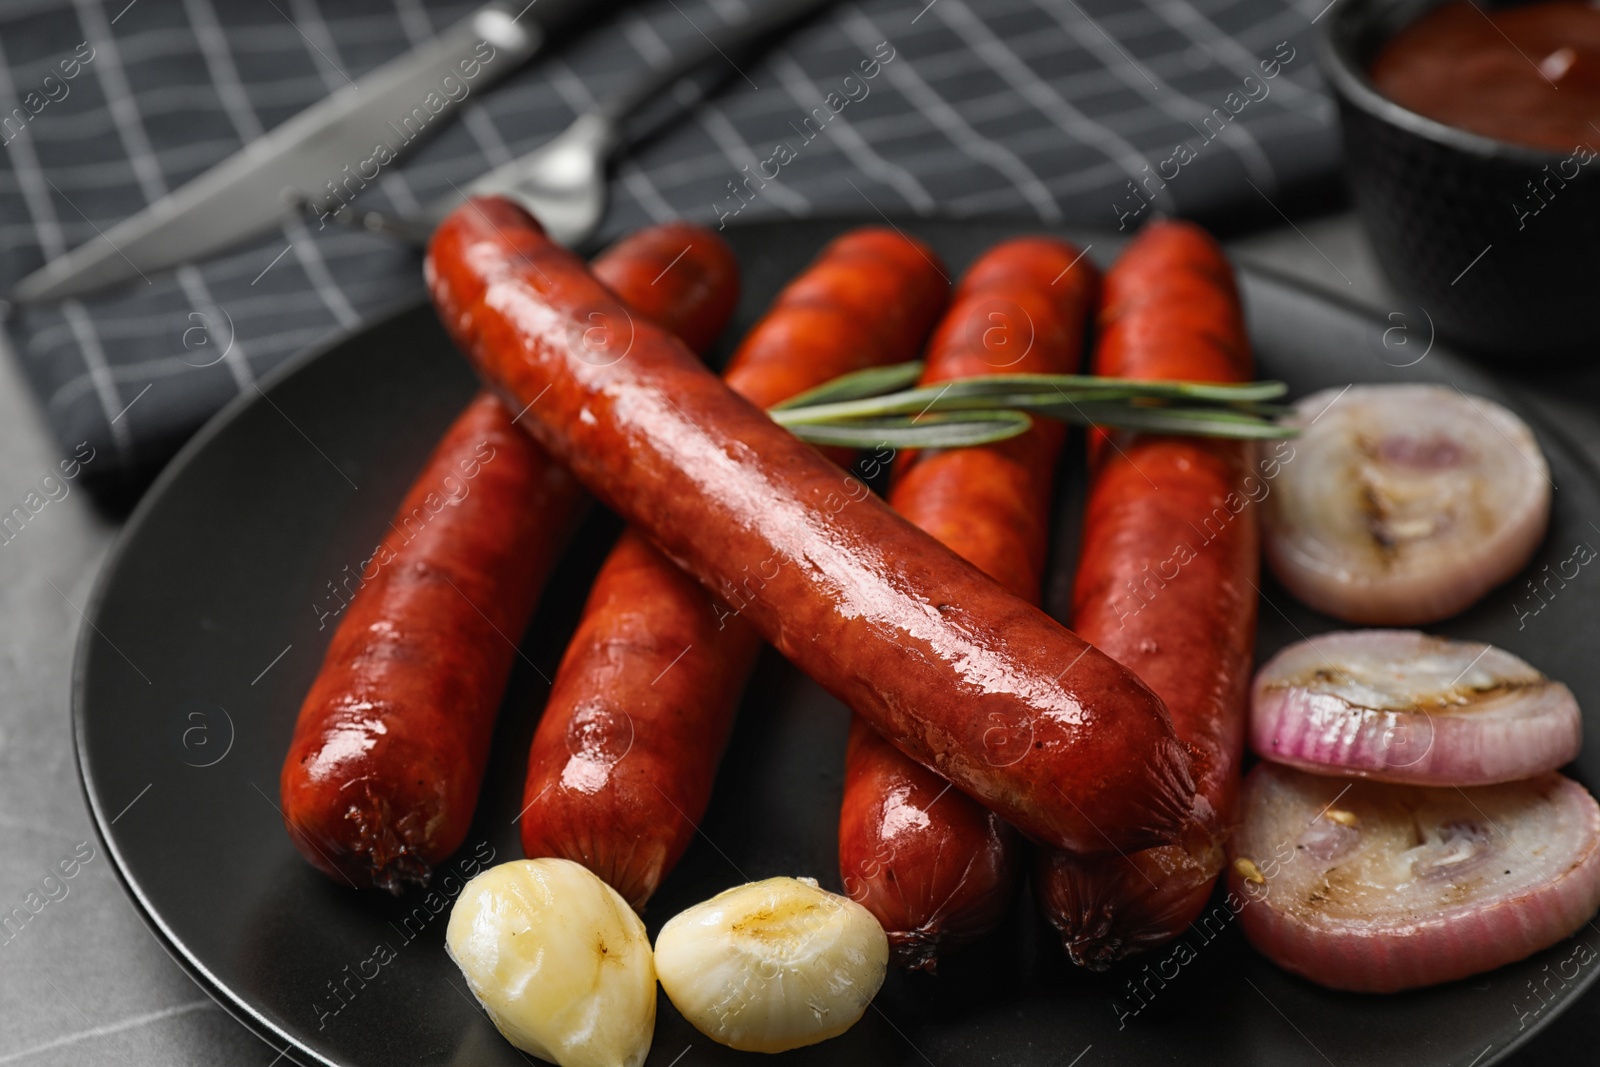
332;0;836;247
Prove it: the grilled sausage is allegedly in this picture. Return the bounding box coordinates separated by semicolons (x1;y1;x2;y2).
520;228;948;908
1035;220;1260;966
281;223;739;891
839;237;1096;970
425;198;1195;854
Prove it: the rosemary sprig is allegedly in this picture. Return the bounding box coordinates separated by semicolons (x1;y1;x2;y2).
767;361;1296;449
770;361;926;410
785;411;1034;449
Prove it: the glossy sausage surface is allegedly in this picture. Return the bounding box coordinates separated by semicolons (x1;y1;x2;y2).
1035;220;1260;965
839;237;1096;970
426;198;1196;854
280;223;739;891
521;229;948;908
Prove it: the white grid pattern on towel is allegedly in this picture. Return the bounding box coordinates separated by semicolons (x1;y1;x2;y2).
0;0;1335;487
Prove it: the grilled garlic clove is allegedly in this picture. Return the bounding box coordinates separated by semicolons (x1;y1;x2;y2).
445;859;656;1067
654;876;888;1053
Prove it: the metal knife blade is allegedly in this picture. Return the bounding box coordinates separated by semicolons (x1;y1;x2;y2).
10;0;588;306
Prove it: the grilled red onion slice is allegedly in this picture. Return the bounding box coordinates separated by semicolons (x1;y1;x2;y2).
1228;763;1600;992
1252;631;1581;785
1263;385;1550;624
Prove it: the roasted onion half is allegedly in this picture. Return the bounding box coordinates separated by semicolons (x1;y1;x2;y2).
1263;385;1550;625
1251;630;1581;785
1228;763;1600;992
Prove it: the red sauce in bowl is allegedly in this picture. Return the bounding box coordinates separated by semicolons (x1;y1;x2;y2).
1370;1;1600;152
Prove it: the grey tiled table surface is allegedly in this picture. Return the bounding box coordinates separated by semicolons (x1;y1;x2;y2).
3;211;1598;1065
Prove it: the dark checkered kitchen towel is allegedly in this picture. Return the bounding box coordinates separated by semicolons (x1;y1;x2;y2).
0;0;1338;501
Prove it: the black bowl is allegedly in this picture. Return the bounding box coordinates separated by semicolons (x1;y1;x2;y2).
1319;0;1600;360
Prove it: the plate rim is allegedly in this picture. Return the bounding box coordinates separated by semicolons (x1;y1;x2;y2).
65;288;431;1067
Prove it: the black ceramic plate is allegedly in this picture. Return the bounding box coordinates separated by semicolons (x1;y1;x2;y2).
75;219;1600;1067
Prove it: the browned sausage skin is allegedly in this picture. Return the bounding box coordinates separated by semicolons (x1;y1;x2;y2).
520;229;948;909
426;198;1195;855
280;223;739;891
1035;220;1259;966
839;237;1097;971
591;223;742;356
